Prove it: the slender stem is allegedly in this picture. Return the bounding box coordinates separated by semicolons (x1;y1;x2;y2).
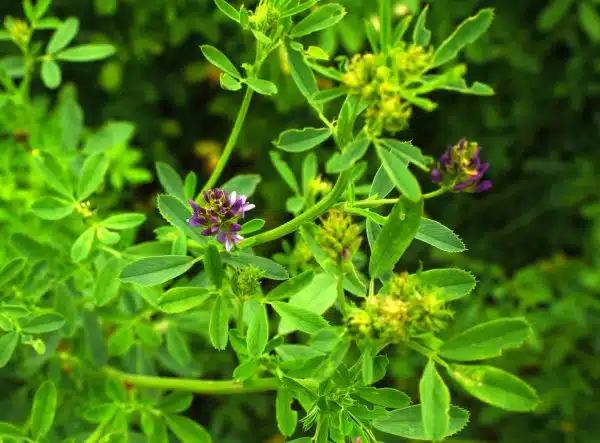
103;366;278;394
352;188;445;209
423;187;447;199
337;274;347;316
198;86;254;196
240;171;352;248
408;342;449;369
352;198;398;208
238;298;246;336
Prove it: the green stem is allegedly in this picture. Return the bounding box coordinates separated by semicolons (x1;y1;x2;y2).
336;274;347;316
408;342;449;369
352;188;445;208
423;187;447;199
198;86;254;196
240;171;352;248
352;198;398;208
103;366;278;394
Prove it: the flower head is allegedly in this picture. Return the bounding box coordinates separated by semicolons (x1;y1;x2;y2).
431;138;492;193
188;188;254;251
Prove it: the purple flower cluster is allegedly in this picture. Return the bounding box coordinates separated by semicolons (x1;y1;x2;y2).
188;188;255;251
431;138;492;193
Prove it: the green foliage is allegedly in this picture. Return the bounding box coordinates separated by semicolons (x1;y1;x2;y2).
1;0;593;442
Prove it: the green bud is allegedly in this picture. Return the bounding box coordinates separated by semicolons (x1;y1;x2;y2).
230;265;263;299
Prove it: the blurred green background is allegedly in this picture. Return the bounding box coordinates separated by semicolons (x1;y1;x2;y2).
2;0;600;442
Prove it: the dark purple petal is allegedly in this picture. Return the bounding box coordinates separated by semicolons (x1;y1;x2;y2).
230;223;242;232
453;183;468;191
188;217;202;227
431;169;442;182
217;232;227;244
475;180;492;192
202;228;213;236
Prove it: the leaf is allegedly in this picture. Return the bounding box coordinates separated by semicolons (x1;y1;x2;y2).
107;326;134;356
156;162;185;201
102;213;146;230
94;257;125;306
362;348;374;385
415;218;466;252
247;301;269;356
0;258;26;287
71;226;96;262
285;41;319;106
274;127;332;153
215;0;240;23
221;174;261;197
271;301;328;334
233;359;259;381
281;0;317;18
369;199;423;278
276;390;298;437
47;17;79;53
157;195;208;246
240;219;265;234
290;4;346;38
167;325;191;366
537;0;575;31
200;44;240;78
269;151;300;194
0;422;22;438
77;152;109;200
204;244;223;288
415;268;476;301
120;255;195;286
433;8;494;67
30;381;57;439
223;253;289;280
356;387;411;409
579;2;600;42
57;44;116;61
31;196;74;220
245;78;278;95
209;297;229;350
379;0;392;52
21;313;65;334
440;318;531;361
0;332;19;367
266;270;314;301
376;145;421;202
412;6;431;46
373;405;469;439
449;364;539;411
278;273;337;334
311;87;347;103
302;152;318;195
164;414;212;443
158;392;194;413
326;135;370;173
41;59;62;89
220;73;242;91
158;287;211;314
420;361;450;440
380;139;429;170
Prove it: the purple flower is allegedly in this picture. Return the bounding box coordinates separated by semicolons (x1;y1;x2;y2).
430;138;492;193
187;188;254;251
217;223;244;252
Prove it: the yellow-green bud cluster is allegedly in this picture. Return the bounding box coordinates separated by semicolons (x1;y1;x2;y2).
342;43;433;135
249;1;280;32
230;265;263;299
4;17;30;46
347;272;453;343
391;43;434;79
318;209;362;263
